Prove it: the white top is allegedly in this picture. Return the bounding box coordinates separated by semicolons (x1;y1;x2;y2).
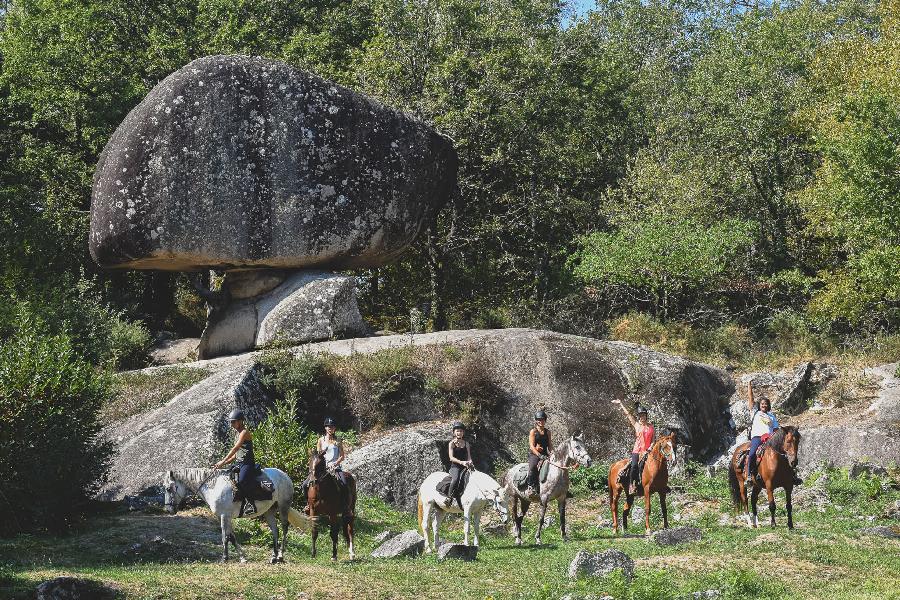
320;437;341;468
750;409;779;438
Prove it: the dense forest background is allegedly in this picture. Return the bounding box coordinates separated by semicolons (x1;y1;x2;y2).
2;0;899;369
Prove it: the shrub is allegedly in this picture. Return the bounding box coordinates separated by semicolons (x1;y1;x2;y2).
253;395;317;494
103;366;210;423
0;311;114;535
108;316;151;370
569;463;610;494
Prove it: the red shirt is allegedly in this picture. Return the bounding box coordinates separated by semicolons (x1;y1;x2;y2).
632;423;654;454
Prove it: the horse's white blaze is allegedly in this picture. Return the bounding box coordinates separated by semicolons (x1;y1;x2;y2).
417;470;507;551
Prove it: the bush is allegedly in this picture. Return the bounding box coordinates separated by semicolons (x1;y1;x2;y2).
0;311;114;535
569;463;610;494
108;316;151;370
253;395;317;495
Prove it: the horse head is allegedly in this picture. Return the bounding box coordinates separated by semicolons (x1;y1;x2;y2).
163;470;188;514
782;426;801;469
492;486;510;523
567;433;593;467
658;433;677;463
309;449;327;481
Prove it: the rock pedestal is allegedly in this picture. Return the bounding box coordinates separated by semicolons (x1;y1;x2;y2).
197;269;369;359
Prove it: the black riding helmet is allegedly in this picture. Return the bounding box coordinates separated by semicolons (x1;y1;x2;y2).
636;405;649;416
534;409;548;421
324;417;336;427
451;421;465;431
227;408;245;422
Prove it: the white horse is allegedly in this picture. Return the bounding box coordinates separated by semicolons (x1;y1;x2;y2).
163;468;310;563
417;469;509;553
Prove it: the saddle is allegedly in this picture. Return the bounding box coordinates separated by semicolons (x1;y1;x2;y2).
229;465;275;502
616;454;649;489
737;444;768;472
513;459;551;490
436;470;471;498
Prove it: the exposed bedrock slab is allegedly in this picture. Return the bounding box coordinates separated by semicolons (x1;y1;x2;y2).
90;54;457;271
197;270;369;359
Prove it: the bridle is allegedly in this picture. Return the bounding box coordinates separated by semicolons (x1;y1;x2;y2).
164;469;222;511
546;438;589;471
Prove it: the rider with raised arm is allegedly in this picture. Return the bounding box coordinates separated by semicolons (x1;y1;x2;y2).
612;399;654;495
745;381;793;487
445;421;474;506
214;408;258;515
526;410;551;498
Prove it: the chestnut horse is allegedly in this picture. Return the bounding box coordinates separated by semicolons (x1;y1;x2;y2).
306;450;357;560
729;425;801;529
607;433;676;535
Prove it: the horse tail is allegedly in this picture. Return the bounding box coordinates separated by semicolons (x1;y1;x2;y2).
727;458;742;511
288;507;313;531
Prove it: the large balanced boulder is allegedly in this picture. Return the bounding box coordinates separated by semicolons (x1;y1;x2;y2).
90;55;456;271
99;365;271;499
197;270;369;358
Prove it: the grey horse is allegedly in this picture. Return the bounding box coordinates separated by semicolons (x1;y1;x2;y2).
163;467;309;563
502;435;592;545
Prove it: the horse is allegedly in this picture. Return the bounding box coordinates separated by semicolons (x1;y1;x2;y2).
163;467;309;563
729;425;801;529
417;469;509;553
502;434;593;545
306;450;358;561
607;433;677;535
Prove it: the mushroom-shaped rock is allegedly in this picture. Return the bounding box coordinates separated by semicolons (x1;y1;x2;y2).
90;54;457;271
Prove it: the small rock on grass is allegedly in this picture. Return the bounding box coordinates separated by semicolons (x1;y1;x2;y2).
568;548;634;581
437;543;478;561
36;577;119;600
651;526;702;545
370;530;425;558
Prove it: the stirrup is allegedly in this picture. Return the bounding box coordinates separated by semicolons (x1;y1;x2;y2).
443;496;453;507
244;500;257;516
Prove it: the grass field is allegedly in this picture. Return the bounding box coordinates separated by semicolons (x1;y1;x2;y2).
2;468;898;600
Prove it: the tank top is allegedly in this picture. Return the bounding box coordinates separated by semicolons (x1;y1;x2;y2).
451;442;468;462
533;428;550;455
235;435;254;466
321;437;341;468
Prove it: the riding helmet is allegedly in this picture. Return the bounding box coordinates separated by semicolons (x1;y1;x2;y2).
227;408;245;422
636;405;649;416
451;421;466;431
534;409;548;421
324;417;336;427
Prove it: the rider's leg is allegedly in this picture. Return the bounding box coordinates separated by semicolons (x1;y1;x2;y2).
526;454;540;495
446;465;462;506
629;452;639;494
238;463;257;514
746;436;762;482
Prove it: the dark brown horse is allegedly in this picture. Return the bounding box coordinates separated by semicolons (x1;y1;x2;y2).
607;433;677;535
306;450;357;560
728;426;801;529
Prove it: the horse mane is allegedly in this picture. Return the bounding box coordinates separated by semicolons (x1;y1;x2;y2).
765;426;799;452
171;468;216;492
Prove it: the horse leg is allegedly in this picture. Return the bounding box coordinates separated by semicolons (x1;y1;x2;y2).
623;493;632;532
343;513;356;560
231;529;246;563
766;484;776;528
660;491;668;529
266;510;279;564
513;495;525;546
644;489;652;536
558;498;567;542
311;513;319;558
610;486;619;534
330;518;339;561
535;501;548;545
279;506;289;562
749;485;761;528
433;510;445;550
463;504;471;546
785;487;794;530
220;515;230;562
472;507;482;547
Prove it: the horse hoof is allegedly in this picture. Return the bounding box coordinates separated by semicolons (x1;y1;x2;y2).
514;538;522;546
331;556;337;562
220;556;228;563
562;535;569;543
270;557;278;564
239;557;248;564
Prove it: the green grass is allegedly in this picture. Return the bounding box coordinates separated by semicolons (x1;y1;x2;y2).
103;366;211;423
1;470;897;600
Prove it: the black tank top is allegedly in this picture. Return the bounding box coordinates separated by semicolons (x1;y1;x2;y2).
451;442;468;462
533;428;550;455
235;436;255;466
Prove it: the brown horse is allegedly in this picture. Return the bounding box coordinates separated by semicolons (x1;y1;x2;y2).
607;433;677;535
729;425;801;529
306;450;357;560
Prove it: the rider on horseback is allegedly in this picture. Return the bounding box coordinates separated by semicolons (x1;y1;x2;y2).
319;417;347;483
612;399;654;495
526;409;551;498
745;382;798;487
214;408;259;515
445;421;474;507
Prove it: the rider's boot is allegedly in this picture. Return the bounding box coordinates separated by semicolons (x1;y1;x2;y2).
443;496;453;507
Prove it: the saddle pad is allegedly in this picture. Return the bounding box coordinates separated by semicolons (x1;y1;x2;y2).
229;466;275;501
436;470;470;498
539;459;550;483
513;464;529;489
